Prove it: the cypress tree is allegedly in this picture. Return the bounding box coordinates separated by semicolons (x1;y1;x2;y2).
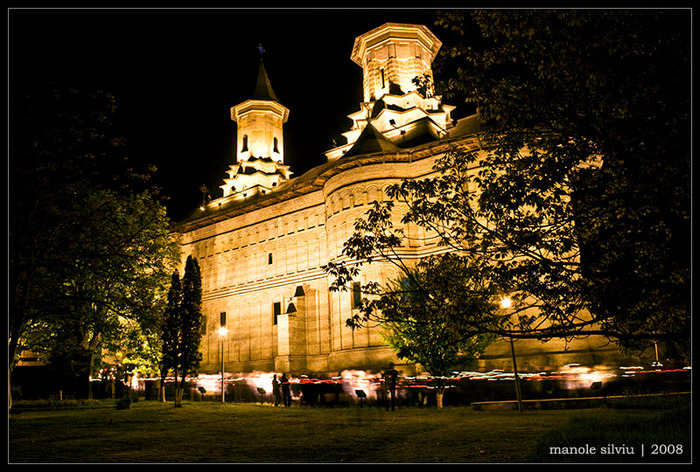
161;270;182;402
175;256;203;406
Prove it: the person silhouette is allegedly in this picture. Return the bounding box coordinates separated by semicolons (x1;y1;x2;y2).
272;374;281;407
383;363;399;411
280;373;292;407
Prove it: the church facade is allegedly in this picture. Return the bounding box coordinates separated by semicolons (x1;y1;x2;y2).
174;22;628;378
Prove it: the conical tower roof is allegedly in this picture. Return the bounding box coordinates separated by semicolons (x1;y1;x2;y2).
252;59;281;103
343;122;400;158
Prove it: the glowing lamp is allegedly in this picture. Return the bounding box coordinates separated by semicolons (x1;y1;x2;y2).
500;297;512;309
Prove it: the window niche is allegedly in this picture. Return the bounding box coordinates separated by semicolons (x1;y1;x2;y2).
351;282;362;310
273;302;281;325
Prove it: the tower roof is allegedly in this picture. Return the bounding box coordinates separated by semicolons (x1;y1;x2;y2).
351;22;442;66
251;60;281;103
343;122;400;158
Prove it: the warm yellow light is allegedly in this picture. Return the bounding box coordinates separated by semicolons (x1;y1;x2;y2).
218;327;229;337
500;297;512;309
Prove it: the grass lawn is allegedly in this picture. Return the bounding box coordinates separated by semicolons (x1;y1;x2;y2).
8;398;691;463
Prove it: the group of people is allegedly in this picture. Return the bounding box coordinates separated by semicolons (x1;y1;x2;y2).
270;363;400;410
271;373;292;407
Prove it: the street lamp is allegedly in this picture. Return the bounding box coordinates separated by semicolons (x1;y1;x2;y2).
500;297;523;413
218;327;229;403
499;297;512;309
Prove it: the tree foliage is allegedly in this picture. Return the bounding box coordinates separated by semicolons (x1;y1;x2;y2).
435;9;690;352
161;256;203;406
379;255;495;377
9;85;179;398
327;10;690;359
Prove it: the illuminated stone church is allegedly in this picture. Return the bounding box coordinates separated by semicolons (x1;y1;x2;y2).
174;22;627;377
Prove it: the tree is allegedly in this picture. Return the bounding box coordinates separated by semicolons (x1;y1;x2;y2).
327;10;690;360
161;256;203;407
17;184;178;398
433;9;690;355
378;256;494;408
9;85;179;405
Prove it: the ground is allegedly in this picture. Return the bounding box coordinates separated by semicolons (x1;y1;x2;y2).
8;397;690;463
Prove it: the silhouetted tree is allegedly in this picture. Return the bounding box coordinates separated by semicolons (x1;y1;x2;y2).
9;86;178;406
431;9;690;355
161;271;183;402
161;256;203;407
327;10;690;360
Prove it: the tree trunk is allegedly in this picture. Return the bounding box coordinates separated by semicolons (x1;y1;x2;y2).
176;375;187;406
9;368;13;411
160;378;166;403
87;352;95;400
9;275;32;413
436;389;444;409
159;366;167;402
173;368;182;407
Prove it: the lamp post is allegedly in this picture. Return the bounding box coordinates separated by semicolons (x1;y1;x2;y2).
500;297;523;413
218;327;229;403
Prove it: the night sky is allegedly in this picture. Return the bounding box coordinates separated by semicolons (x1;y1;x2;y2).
9;7;461;221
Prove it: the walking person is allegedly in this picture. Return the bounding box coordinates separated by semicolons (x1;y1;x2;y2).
272;374;282;407
383;363;399;411
280;373;292;407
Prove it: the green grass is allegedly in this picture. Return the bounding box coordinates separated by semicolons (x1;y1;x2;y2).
9;398;691;463
527;399;691;463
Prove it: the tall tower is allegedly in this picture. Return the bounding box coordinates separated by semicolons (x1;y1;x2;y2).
231;60;289;164
325;23;455;161
351;22;441;103
220;59;292;199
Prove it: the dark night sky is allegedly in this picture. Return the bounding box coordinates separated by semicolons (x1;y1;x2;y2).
9;7;463;221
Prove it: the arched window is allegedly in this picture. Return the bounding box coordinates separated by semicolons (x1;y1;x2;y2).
241;135;248;152
273;137;279;153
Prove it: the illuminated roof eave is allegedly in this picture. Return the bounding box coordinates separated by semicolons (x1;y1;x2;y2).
174;115;482;233
231;99;290;122
350;23;442;65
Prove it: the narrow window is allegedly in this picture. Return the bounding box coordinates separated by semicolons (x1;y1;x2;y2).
273;137;279;153
241;135;248;152
268;252;273;265
220;312;227;326
351;282;362;309
273;302;281;325
380;68;385;88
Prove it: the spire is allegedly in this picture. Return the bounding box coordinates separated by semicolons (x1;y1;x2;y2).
252;59;281;103
227;54;291;194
